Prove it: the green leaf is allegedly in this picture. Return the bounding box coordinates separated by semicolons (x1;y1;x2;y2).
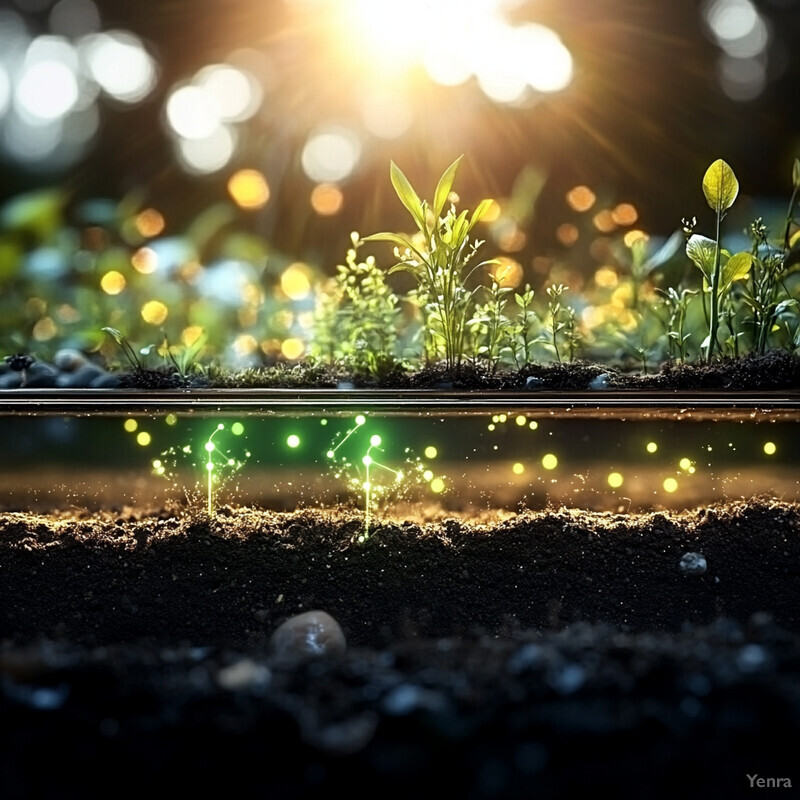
686;234;718;281
432;155;462;220
642;230;684;274
793;158;800;189
101;327;126;346
468;198;494;232
389;161;425;230
702;159;739;213
720;251;752;294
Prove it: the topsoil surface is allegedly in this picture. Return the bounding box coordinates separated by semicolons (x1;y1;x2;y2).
2;499;800;798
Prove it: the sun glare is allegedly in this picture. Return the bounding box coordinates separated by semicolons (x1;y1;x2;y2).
323;0;572;100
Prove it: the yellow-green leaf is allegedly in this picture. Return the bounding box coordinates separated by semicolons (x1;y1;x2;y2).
686;234;718;281
793;158;800;189
720;251;753;294
468;198;494;232
389;161;425;230
702;159;739;213
432;155;462;220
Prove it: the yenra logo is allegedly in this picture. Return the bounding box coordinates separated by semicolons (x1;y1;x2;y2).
747;774;793;788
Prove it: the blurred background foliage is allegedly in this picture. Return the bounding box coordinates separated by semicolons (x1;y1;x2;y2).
1;0;799;368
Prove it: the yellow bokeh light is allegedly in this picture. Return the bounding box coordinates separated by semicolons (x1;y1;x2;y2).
515;415;527;426
607;472;624;488
233;334;258;356
181;326;205;347
430;477;445;493
566;185;596;212
32;317;57;341
141;300;168;325
228;169;270;210
497;224;527;252
310;183;344;216
623;230;648;248
646;441;658;453
131;247;158;274
764;441;777;455
556;223;579;247
542;453;558;470
611;203;638;226
491;257;523;288
594;266;618;289
136;431;151;447
424;446;438;459
663;477;679;493
281;338;305;360
593;210;617;233
165;414;177;426
124;418;138;432
529;421;538;430
135;208;165;238
281;263;312;301
679;458;692;471
512;462;525;475
423;469;434;481
100;270;126;295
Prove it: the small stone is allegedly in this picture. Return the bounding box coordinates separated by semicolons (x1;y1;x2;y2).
217;658;271;690
525;376;544;389
56;364;106;388
90;372;121;388
24;362;58;388
679;552;707;576
53;348;89;372
588;373;611;390
336;381;355;389
269;610;346;663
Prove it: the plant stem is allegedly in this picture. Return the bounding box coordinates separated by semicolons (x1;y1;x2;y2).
706;209;723;362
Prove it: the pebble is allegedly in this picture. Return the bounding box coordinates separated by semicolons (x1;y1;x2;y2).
269;610;346;663
679;552;708;576
0;349;118;389
588;373;611;390
525;376;544;389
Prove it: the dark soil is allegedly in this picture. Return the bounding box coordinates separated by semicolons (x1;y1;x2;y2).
116;350;800;391
2;499;800;798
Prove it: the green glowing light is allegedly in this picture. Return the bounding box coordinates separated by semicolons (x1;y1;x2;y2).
646;441;658;453
206;463;214;472
320;418;328;426
205;442;215;452
182;445;192;454
764;441;777;455
287;434;301;448
326;449;335;459
370;434;382;447
355;414;366;426
231;422;245;436
362;455;373;466
424;446;438;459
165;413;178;426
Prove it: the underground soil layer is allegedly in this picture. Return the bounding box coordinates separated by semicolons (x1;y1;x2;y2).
2;499;800;798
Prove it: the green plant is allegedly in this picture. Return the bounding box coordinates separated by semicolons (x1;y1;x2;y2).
311;233;400;376
467;277;513;370
543;283;580;363
687;159;752;362
364;156;495;370
501;284;541;368
657;286;698;362
101;326;144;372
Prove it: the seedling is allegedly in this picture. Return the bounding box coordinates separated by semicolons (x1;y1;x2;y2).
364;156;496;369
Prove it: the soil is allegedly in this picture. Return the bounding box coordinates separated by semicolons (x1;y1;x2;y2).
113;350;800;391
2;499;800;798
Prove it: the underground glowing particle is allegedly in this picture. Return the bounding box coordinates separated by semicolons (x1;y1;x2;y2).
529;421;538;430
646;441;658;453
607;472;624;488
362;455;373;466
424;446;438;459
679;458;692;471
430;477;445;493
124;418;138;433
165;414;178;426
515;415;527;426
231;422;245;436
370;434;382;447
423;469;434;481
663;477;679;493
355;414;366;426
287;434;301;448
136;432;151;446
763;441;777;455
542;453;558;470
512;462;525;475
